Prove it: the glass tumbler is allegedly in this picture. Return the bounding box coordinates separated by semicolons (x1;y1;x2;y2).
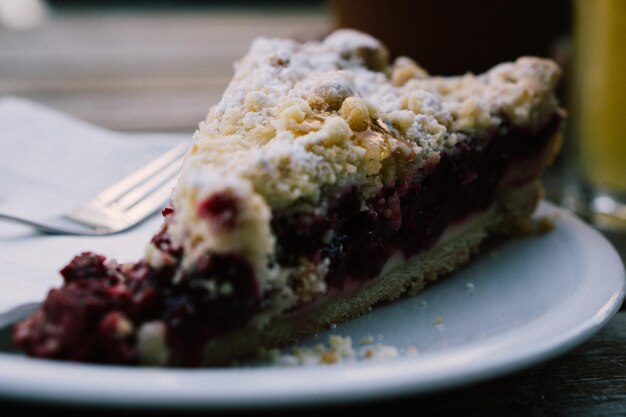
564;0;626;231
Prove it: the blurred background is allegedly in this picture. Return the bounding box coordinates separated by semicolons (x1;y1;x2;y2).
0;0;329;132
0;0;572;133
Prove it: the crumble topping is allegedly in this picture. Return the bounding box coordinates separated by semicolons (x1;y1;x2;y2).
434;315;445;332
168;172;273;276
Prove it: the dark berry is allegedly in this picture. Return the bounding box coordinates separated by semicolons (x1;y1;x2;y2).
59;252;108;283
197;192;240;230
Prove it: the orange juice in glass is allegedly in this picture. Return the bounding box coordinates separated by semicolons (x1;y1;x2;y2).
570;0;626;230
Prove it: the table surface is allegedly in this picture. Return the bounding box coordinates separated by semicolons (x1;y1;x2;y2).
1;7;625;417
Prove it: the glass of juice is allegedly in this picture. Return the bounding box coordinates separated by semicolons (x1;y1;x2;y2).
564;0;626;231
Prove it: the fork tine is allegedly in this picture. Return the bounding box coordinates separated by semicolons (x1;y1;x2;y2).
1;143;189;236
62;143;187;233
124;176;179;224
114;153;184;210
96;142;187;205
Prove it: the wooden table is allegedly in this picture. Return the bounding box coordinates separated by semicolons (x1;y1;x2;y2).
1;7;625;417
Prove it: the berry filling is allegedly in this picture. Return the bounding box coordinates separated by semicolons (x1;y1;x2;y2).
273;115;561;292
13;250;259;367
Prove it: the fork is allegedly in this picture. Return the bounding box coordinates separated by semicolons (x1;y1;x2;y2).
0;142;188;236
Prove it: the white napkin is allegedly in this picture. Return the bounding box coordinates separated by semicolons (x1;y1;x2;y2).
0;97;190;314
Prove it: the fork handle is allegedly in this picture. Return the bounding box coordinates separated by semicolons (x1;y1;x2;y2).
0;213;111;236
0;302;41;329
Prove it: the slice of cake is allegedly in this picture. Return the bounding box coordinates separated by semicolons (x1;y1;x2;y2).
13;29;564;367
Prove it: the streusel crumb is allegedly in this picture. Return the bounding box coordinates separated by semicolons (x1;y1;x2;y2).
264;335;412;366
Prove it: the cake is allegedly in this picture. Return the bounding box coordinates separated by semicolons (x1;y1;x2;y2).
13;30;565;367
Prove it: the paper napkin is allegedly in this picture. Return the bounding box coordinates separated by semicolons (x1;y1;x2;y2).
0;97;189;313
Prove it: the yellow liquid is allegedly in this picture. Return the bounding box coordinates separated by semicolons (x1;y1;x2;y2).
575;0;626;193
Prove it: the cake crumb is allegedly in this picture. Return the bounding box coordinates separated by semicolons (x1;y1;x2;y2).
406;345;419;355
320;351;338;364
267;335;407;366
511;215;558;236
365;344;400;361
434;315;445;331
536;216;556;234
360;335;375;345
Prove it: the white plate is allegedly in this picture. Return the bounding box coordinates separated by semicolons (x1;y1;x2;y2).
0;201;623;409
